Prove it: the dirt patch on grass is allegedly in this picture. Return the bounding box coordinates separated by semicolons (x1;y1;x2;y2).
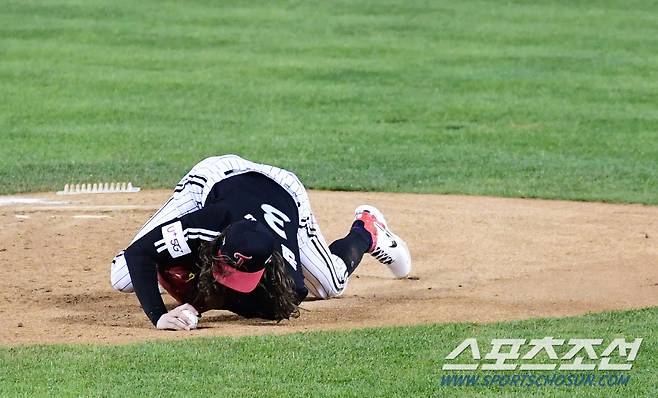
1;190;657;345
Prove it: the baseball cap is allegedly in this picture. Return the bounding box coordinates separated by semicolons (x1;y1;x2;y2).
212;219;275;293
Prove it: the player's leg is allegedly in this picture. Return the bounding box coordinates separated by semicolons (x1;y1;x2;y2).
110;250;169;294
110;251;133;292
298;212;370;299
299;205;412;299
247;161;376;298
327;216;373;275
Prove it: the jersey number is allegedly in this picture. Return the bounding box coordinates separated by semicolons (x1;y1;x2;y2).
260;204;297;270
261;204;290;239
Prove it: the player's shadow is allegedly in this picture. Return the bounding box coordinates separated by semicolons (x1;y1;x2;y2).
198;313;286;327
197;313;243;323
48;291;293;328
302;296;328;302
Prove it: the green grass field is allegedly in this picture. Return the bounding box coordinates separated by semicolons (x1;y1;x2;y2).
1;309;656;397
1;0;657;396
2;0;658;202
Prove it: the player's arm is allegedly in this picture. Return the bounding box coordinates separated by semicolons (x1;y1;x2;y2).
124;203;232;329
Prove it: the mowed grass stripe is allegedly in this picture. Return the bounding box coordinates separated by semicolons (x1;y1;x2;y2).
2;0;657;201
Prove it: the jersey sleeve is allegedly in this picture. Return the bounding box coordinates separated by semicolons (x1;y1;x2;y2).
124;203;232;325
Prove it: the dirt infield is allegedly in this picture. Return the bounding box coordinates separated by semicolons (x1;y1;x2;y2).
1;190;657;345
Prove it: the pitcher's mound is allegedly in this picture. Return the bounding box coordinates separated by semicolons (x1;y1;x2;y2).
1;190;657;345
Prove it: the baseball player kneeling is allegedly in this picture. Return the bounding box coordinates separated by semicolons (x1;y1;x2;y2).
110;155;411;330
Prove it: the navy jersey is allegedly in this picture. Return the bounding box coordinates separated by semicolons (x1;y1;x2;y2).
125;172;307;325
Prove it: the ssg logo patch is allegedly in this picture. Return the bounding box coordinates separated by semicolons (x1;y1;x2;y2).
161;221;192;258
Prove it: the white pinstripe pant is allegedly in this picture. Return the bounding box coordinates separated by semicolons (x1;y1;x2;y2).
110;154;349;299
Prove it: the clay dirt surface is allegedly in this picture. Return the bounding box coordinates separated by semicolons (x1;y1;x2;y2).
1;190;657;346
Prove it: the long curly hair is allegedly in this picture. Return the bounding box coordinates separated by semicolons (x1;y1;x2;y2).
194;228;300;321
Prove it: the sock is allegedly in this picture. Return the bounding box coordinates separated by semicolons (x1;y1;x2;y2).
329;220;372;276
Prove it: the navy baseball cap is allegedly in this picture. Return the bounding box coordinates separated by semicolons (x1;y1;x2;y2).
212;219;275;293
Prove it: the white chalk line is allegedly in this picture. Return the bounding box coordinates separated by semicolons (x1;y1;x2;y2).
0;196;157;223
13;213;111;220
0;197;69;206
6;205;158;212
0;196;159;213
0;196;160;223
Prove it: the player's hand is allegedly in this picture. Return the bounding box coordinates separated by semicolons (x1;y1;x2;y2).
156;303;199;331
